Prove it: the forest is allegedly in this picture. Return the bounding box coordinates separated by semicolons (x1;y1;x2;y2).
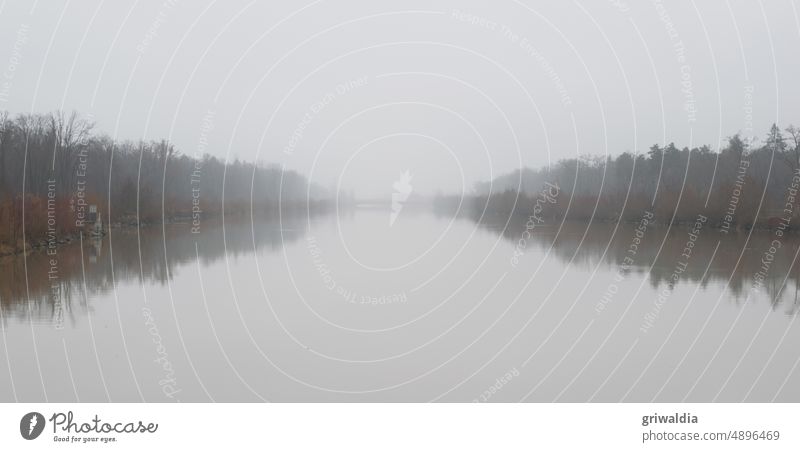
461;124;800;229
0;110;323;255
5;110;800;257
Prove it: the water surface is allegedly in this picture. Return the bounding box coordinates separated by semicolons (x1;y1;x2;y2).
1;209;799;402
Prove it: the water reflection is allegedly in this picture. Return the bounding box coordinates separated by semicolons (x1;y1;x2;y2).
473;216;800;315
0;215;309;326
2;209;799;402
7;209;800;328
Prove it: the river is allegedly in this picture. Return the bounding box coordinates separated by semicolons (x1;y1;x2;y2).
1;208;799;401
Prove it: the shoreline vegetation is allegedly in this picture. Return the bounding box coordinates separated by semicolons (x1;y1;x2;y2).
0;110;331;257
2;110;800;257
436;123;800;232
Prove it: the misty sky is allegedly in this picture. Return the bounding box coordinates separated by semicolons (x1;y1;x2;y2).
0;0;798;196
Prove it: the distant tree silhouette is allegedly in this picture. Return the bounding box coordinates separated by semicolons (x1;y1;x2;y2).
0;110;327;253
472;124;800;230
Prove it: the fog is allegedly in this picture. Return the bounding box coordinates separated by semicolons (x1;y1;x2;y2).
4;1;800;405
1;0;799;195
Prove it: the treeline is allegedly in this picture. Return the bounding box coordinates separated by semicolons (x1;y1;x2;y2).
464;124;800;229
0;110;325;254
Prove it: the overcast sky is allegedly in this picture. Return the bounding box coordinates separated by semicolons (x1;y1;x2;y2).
0;0;798;196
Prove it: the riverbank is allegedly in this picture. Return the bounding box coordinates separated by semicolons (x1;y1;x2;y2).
0;202;333;258
0;229;100;258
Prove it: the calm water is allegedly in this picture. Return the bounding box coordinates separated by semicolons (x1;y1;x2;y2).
1;208;800;402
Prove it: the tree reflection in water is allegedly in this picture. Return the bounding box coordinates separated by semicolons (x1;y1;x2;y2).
0;215;309;326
